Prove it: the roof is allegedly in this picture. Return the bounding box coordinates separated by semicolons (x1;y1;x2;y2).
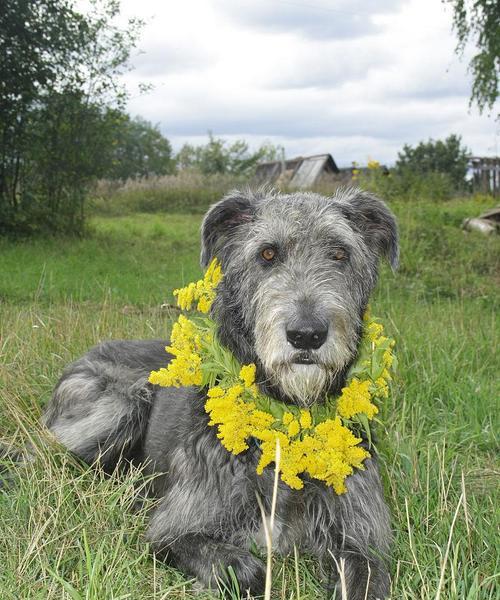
255;154;339;188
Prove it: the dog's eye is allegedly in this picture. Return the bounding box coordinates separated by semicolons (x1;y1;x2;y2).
332;248;347;261
261;247;276;262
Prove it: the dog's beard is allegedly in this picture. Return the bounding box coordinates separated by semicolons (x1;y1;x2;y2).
253;294;357;405
272;363;331;407
255;329;352;406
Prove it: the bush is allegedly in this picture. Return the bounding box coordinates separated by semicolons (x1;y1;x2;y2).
394;134;470;191
357;168;455;202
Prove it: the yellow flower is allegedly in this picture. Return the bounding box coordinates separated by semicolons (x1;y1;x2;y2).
310;416;369;494
239;363;256;388
299;410;312;429
207;385;224;398
205;384;274;455
287;419;300;437
173;258;223;314
148;315;206;387
337;378;378;420
367;321;384;342
197;295;211;314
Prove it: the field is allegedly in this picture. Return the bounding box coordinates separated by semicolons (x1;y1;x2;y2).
0;193;499;599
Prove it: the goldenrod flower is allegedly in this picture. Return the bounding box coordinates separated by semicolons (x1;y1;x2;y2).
337;378;378;420
239;363;256;388
287;418;300;437
173;258;222;314
148;315;206;387
299;410;312;429
149;264;396;494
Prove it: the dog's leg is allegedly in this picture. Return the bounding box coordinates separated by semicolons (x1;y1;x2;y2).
325;552;390;600
145;479;266;597
43;340;166;471
151;533;266;597
311;458;391;599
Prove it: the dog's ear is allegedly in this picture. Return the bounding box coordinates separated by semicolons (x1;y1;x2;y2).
200;192;255;267
340;190;399;269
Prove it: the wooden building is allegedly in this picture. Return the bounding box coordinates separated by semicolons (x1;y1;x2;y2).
255;154;339;188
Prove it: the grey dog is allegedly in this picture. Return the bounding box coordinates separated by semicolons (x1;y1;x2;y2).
43;188;398;599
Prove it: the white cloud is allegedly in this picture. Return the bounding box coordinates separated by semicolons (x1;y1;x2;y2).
117;0;498;165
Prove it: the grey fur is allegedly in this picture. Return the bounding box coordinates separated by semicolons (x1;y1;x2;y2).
43;188;398;599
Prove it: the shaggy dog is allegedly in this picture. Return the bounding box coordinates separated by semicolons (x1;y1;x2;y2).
43;188;398;599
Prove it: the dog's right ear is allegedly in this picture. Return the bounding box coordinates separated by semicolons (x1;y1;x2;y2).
200;192;255;267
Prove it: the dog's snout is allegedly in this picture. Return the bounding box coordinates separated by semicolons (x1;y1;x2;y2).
286;320;328;350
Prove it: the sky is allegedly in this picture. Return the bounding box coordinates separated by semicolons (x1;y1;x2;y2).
117;0;498;167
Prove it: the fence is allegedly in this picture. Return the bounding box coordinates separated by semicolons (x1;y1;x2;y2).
469;157;500;195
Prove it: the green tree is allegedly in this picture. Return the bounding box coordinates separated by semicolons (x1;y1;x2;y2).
109;115;174;180
445;0;499;114
0;0;142;235
176;132;283;176
394;134;470;190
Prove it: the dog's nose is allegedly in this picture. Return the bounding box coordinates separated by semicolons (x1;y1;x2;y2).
286;321;328;350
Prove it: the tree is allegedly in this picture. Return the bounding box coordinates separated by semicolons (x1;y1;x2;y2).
109;115;175;180
445;0;500;114
395;134;470;189
176;132;283;176
0;0;142;235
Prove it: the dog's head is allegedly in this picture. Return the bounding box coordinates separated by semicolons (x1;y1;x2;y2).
201;188;398;406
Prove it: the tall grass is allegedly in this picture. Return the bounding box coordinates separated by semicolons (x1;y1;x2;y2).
0;195;498;598
91;171;248;216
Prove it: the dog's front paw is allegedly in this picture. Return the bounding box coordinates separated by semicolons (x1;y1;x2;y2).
216;547;266;598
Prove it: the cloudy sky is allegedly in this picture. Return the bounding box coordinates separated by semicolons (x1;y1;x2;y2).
117;0;498;166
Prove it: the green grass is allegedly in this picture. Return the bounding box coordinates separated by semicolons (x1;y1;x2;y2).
0;213;203;305
0;196;499;599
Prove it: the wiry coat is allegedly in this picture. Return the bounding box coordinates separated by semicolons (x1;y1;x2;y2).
44;188;399;599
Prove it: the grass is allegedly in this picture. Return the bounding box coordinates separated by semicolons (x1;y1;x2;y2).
0;213;203;306
0;195;499;598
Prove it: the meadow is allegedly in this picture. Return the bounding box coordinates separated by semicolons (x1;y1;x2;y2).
0;191;498;599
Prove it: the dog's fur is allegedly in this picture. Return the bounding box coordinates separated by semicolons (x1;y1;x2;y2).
43;188;398;599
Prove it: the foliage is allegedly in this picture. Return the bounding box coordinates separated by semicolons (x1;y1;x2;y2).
356;168;456;202
108;115;175;181
394;134;470;191
0;197;498;598
176;132;283;176
445;0;500;114
0;0;142;236
331;136;471;202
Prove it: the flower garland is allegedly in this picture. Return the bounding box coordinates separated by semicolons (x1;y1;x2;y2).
149;259;396;494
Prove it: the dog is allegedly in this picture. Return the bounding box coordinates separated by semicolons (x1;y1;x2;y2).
43;188;398;599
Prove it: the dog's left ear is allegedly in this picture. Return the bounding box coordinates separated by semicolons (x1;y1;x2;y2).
200;191;255;267
340;190;399;269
